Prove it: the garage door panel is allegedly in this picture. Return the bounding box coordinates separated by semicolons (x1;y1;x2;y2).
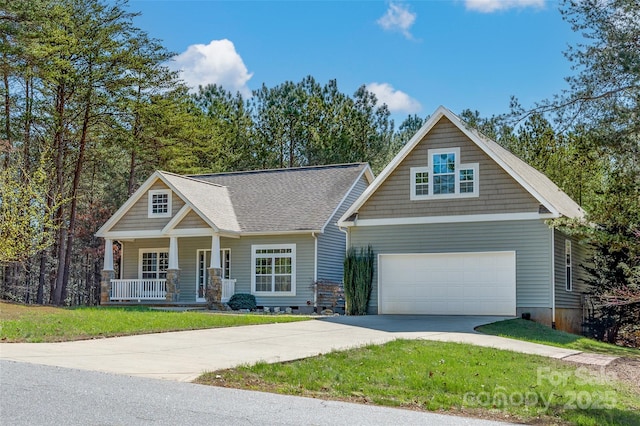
379;252;516;316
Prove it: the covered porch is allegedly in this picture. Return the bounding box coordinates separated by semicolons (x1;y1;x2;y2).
108;278;236;303
100;234;234;307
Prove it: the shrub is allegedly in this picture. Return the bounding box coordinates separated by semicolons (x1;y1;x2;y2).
227;293;257;311
343;246;374;315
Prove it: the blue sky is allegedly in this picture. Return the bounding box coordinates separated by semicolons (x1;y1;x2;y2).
127;0;580;122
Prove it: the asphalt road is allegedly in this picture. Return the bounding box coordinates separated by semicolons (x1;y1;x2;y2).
0;360;513;426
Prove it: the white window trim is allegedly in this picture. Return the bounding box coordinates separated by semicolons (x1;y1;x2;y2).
251;244;296;296
459;164;479;195
148;189;172;218
565;240;572;292
410;166;430;199
138;248;169;280
410;147;479;201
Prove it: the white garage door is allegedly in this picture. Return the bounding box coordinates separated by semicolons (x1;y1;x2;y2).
379;251;516;315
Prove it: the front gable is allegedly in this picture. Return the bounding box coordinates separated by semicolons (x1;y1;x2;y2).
338;106;583;226
173;209;210;229
109;180;186;232
357;116;540;220
96;172;223;238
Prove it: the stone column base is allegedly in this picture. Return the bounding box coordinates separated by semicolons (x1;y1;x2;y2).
166;269;180;302
206;267;225;310
100;270;115;305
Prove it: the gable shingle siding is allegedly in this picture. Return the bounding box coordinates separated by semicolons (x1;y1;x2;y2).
111;181;184;232
357;117;540;220
175;210;210;229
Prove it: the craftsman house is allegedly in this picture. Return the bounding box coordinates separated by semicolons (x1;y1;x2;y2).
96;163;372;310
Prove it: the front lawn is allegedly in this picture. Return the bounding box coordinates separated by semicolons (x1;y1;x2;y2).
477;319;639;358
0;302;309;342
197;340;640;426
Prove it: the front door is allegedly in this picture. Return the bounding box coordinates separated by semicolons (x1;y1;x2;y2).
196;249;231;302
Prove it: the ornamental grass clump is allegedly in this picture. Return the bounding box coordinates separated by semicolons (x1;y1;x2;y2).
343;246;374;315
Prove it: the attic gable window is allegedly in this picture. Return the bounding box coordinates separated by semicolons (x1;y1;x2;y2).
410;148;479;200
148;189;172;218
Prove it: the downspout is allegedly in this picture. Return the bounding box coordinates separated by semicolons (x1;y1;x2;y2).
312;232;318;308
550;228;556;329
339;226;349;251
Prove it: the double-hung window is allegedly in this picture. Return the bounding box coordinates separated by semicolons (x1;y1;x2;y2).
148;189;172;218
251;244;296;295
140;249;169;280
410;147;479;200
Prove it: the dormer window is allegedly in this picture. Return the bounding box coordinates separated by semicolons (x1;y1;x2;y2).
410;148;479;200
148;189;172;218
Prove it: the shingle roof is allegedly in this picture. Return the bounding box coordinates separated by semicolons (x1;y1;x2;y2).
466;126;585;219
159;172;241;232
189;163;370;233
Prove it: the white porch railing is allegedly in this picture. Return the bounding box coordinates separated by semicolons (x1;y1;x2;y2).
221;279;236;303
110;279;167;301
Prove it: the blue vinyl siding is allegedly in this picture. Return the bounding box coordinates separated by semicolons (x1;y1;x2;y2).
317;175;369;283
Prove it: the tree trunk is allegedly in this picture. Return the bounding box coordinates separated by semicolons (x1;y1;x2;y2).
24;259;32;304
22;73;33;172
2;38;11;169
57;77;93;305
128;149;136;196
51;82;67;304
37;249;46;304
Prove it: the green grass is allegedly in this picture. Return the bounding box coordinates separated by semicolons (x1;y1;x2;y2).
477;319;639;358
197;340;640;426
0;302;309;342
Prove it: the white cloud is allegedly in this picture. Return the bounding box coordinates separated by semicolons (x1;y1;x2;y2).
171;39;253;96
366;82;421;113
464;0;545;13
377;3;416;39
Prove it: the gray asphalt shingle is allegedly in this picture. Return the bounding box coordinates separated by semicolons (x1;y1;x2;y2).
187;163;369;232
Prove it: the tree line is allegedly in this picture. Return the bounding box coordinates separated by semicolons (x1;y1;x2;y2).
0;0;637;346
0;0;421;306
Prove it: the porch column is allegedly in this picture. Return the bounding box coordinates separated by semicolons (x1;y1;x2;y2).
100;239;114;304
206;234;224;309
166;236;180;302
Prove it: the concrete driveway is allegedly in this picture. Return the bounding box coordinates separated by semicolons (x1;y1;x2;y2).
0;315;580;382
